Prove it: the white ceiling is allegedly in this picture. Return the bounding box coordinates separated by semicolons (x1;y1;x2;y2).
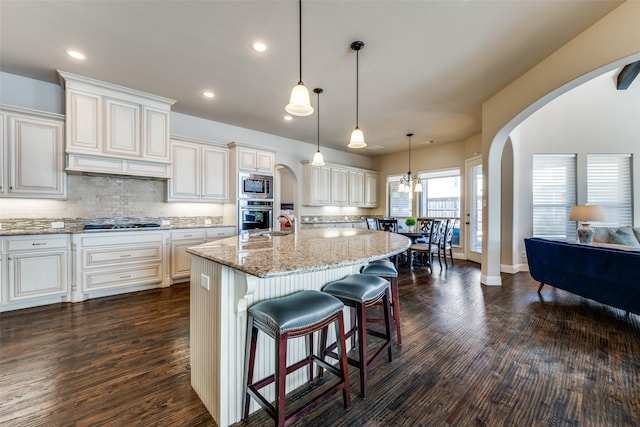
0;0;622;156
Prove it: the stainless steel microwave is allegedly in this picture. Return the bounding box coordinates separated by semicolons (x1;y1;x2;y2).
239;173;273;199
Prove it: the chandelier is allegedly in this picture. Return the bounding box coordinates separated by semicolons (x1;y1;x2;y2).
398;133;422;193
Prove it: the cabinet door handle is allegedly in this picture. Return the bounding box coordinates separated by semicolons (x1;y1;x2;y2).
184;234;192;237
120;275;132;279
120;254;132;258
7;256;13;261
32;242;47;246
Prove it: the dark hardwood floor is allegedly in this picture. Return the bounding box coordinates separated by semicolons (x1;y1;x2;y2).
1;261;639;426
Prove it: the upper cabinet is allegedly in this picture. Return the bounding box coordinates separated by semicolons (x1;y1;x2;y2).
302;161;378;208
167;137;228;202
0;106;66;199
234;145;275;174
57;71;175;179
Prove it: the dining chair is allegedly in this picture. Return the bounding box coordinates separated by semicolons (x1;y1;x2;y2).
409;219;443;273
440;219;457;267
366;218;380;230
378;218;398;233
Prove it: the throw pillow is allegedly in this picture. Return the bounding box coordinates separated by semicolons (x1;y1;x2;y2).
605;229;640;248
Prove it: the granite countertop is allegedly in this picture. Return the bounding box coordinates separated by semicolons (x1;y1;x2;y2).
186;228;411;278
0;223;236;236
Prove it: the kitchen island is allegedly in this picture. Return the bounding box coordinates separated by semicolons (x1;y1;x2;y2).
187;228;410;426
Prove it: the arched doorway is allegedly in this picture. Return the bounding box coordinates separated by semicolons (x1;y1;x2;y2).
480;2;640;286
274;164;298;230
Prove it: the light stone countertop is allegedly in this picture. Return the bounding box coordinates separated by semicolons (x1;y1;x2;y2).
186;228;411;278
0;223;236;236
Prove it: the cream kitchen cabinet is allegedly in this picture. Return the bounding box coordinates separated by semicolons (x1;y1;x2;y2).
331;167;349;205
0;234;70;312
236;146;274;174
302;161;378;208
349;170;365;206
364;172;379;207
58;71;175;178
170;226;236;283
0;106;66;198
302;163;331;205
72;231;165;300
167;137;229;202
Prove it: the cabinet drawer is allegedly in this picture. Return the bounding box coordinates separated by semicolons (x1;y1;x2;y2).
171;230;206;241
80;232;163;247
7;236;69;251
83;245;162;268
206;227;236;240
83;264;162;291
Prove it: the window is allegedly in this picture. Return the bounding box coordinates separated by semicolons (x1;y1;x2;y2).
532;154;576;240
417;169;461;245
587;154;632;227
417;169;460;218
388;179;412;218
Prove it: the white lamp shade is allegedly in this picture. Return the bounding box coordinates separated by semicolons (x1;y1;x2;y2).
311;150;325;166
348;127;366;148
397;182;406;193
569;205;604;222
285;84;314;116
414;181;423;192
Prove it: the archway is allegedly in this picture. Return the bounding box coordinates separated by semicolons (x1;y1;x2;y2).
480;1;640;286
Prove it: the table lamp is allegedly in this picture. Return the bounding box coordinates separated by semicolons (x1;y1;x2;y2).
569;205;604;244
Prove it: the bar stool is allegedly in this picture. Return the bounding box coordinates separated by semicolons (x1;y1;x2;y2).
242;290;351;427
321;274;393;398
361;259;402;345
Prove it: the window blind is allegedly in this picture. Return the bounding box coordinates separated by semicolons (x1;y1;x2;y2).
587;154;632;227
532;154;577;240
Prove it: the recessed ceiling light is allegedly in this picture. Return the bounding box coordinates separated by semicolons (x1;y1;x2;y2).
283;115;293;121
66;49;86;60
202;91;215;98
252;42;268;53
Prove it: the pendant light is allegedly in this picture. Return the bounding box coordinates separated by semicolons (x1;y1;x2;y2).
285;0;313;117
311;88;325;166
348;41;366;148
399;133;422;193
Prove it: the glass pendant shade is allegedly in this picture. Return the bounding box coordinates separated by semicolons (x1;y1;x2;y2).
286;83;314;116
348;127;366;148
414;181;423;192
398;182;406;193
312;150;325;166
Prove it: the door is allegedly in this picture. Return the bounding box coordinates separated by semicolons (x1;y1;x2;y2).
465;155;483;263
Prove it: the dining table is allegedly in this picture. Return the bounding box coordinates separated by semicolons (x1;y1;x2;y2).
396;230;429;266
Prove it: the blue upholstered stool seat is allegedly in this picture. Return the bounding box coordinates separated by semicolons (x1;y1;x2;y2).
360;259;398;277
323;274;389;303
321;273;393;398
243;289;351;426
360;260;402;345
248;290;344;333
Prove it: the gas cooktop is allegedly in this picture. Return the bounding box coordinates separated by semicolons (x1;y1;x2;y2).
83;223;161;230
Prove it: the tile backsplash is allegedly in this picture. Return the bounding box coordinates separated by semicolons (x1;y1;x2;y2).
0;174;229;220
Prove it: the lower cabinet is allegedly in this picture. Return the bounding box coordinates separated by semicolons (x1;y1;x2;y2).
73;231;164;298
0;234;70;311
169;226;236;283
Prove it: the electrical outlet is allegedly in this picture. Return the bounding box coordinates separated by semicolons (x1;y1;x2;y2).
521;250;527;258
200;273;210;291
204;219;212;225
161;219;171;226
51;221;65;229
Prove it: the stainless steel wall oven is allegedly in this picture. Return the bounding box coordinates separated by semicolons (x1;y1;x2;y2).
238;200;273;231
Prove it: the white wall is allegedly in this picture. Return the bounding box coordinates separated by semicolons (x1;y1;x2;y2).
512;68;640;265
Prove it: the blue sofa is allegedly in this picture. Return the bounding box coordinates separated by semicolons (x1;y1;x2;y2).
524;237;640;315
